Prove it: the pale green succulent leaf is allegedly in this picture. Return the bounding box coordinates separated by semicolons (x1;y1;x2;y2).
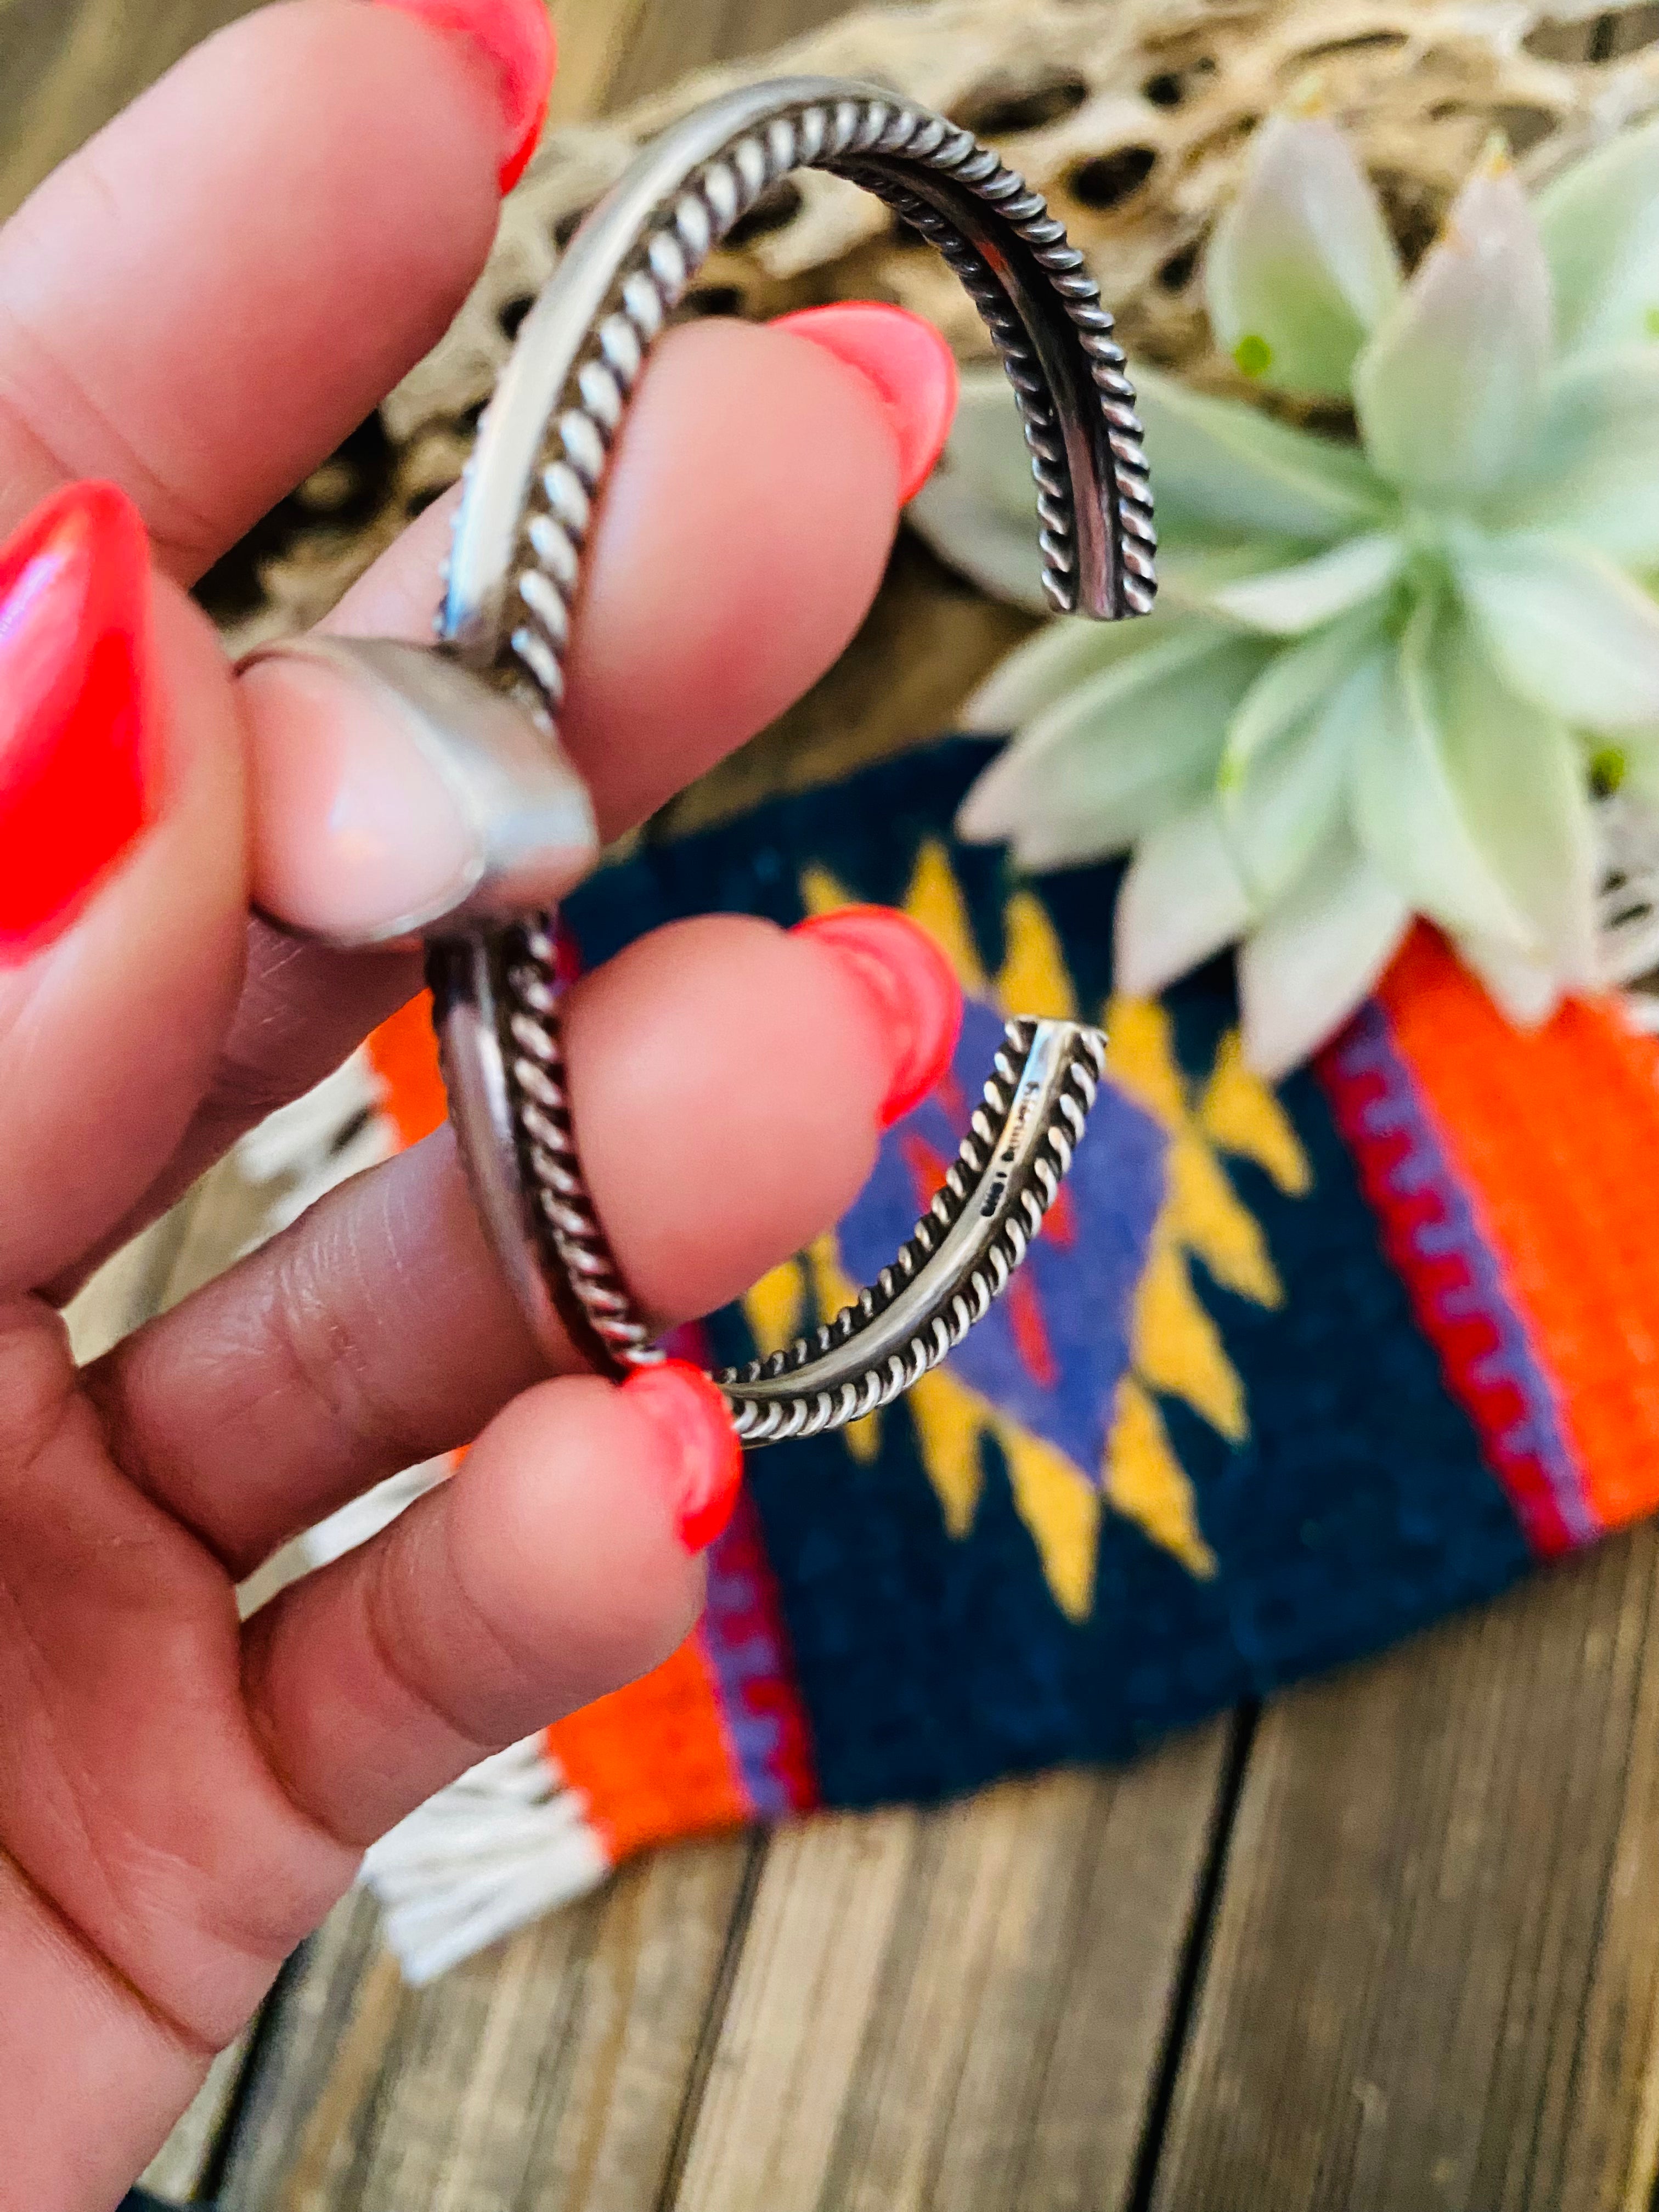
1203;530;1406;634
1453;933;1563;1028
922;357;1392;590
905;364;1070;612
955;629;1272;868
1153;527;1361;629
906;463;1051;611
906;363;1348;612
1536;113;1659;356
1153;529;1323;608
1353;150;1552;501
1206;115;1401;398
960;605;1193;734
1618;730;1659;808
1350;611;1537;946
1496;347;1659;563
1454;529;1659;729
1135;363;1391;541
1115;800;1253;998
1222;633;1380;903
1434;611;1599;988
1221;603;1389;778
1239;826;1411;1076
925;364;1043;519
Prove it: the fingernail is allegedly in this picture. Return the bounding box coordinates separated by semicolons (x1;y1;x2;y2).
771;303;960;502
622;1361;744;1554
0;483;154;965
794;906;964;1128
371;0;557;193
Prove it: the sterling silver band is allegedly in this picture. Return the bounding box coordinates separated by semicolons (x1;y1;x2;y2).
427;77;1156;1443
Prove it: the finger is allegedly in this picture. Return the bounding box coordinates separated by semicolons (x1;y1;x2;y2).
247;312;918;909
0;0;544;576
241;1364;736;1844
0;486;249;1294
90;909;961;1573
64;311;936;1280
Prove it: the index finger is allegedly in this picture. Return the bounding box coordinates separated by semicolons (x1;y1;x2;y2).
0;0;516;578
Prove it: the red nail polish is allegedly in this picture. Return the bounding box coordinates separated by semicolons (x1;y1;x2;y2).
622;1360;743;1553
794;906;964;1128
373;0;557;193
0;483;154;964
772;303;961;502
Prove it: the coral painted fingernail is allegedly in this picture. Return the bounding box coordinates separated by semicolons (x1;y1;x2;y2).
372;0;557;193
772;303;960;501
623;1360;744;1553
0;483;154;965
794;906;964;1127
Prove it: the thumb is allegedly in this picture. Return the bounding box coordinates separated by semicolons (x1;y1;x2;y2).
0;482;247;1294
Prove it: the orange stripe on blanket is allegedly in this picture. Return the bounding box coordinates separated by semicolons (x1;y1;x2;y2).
1378;930;1659;1532
368;991;448;1149
544;1632;751;1862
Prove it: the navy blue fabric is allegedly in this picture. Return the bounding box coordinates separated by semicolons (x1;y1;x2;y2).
567;739;1534;1806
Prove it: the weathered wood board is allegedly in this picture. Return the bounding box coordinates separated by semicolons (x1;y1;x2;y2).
1152;1530;1659;2212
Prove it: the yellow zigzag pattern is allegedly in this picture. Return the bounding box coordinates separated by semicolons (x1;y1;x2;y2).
744;843;1312;1622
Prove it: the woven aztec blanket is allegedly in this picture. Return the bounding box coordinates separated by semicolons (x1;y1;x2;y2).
262;737;1659;1983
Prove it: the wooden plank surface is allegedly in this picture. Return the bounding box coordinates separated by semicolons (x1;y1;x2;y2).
672;1747;1231;2212
1149;1527;1659;2211
210;1747;1230;2212
212;1839;754;2212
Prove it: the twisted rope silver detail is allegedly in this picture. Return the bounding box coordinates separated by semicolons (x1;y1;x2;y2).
716;1022;1106;1443
503;916;663;1370
462;88;1156;735
432;81;1147;1440
500;953;1108;1441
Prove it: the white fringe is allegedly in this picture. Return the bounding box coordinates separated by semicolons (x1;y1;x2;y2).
360;1738;610;1985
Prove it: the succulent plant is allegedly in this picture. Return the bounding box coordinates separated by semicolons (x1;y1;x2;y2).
913;113;1659;1073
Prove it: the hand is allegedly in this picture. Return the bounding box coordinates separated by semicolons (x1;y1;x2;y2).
0;5;964;2200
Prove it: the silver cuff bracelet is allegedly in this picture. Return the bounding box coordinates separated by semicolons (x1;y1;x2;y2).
273;78;1156;1447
